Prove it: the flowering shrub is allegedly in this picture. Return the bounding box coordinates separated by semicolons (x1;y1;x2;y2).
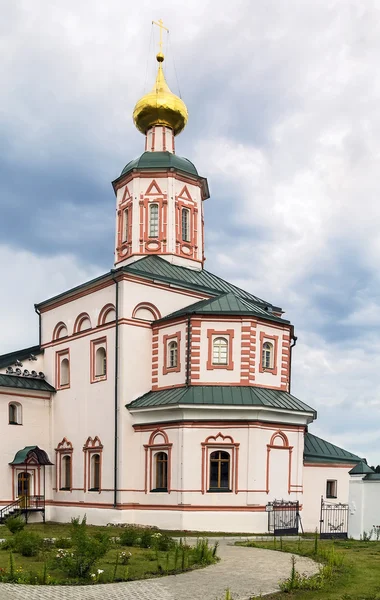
120;551;132;565
55;516;110;579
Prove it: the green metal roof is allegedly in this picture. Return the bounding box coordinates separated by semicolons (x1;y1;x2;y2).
0;374;55;393
0;345;42;370
9;446;53;466
36;256;282;316
363;473;380;480
124;256;281;311
120;151;199;178
349;461;374;475
128;385;316;416
156;292;287;325
304;432;362;464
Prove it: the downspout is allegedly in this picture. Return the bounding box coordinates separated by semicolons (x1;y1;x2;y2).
111;272;120;509
288;325;298;394
34;305;41;347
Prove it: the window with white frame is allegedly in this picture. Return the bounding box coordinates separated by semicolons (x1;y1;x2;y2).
91;338;107;382
149;203;159;237
60;455;71;490
212;337;228;365
209;450;230;491
56;350;70;389
262;341;274;369
168;340;178;369
122;208;128;243
326;479;337;499
95;347;107;378
8;402;22;425
90;453;100;491
181;208;190;242
154;452;168;491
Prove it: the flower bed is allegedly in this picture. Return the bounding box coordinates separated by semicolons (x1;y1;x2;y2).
0;517;218;585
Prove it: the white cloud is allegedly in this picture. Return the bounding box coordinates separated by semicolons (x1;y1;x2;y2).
0;245;101;353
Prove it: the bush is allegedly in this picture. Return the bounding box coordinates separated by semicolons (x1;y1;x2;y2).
5;515;25;534
140;530;152;548
14;531;43;557
56;516;110;579
150;532;175;551
119;527;139;547
55;537;72;549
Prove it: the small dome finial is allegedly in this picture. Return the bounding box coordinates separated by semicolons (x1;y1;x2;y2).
133;21;188;136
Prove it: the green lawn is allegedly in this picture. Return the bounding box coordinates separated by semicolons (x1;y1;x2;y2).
237;538;380;600
0;521;218;585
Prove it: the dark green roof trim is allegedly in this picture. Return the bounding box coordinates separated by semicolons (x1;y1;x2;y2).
123;256;281;311
127;385;316;416
0;345;42;370
36;256;282;316
363;473;380;480
155;292;288;325
304;432;362;464
120;151;199;177
0;374;55;393
9;446;53;466
349;461;374;475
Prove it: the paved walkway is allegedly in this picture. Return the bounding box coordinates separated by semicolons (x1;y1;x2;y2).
0;538;319;600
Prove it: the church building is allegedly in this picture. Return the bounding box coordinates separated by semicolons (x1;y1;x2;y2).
0;36;363;533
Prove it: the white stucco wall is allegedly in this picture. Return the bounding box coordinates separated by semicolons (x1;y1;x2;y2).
348;476;380;539
302;464;352;532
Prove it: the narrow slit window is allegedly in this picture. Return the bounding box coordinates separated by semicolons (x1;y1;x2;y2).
212;337;228;365
262;342;273;369
122;208;128;243
149;203;159;238
91;454;100;491
95;347;107;378
60;358;70;387
182;208;190;242
61;455;71;490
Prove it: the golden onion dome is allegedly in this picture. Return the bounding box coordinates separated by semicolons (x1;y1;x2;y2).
133;53;188;136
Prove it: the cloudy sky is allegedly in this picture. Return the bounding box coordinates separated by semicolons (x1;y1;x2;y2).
2;0;380;462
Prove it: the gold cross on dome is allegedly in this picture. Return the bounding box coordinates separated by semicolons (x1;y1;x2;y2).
152;18;169;54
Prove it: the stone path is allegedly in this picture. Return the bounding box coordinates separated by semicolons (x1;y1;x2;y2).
0;538;319;599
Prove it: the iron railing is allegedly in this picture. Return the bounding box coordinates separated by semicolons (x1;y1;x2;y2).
320;496;348;539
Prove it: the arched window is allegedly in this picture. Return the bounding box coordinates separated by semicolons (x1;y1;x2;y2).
53;322;68;340
168;340;178;368
9;402;22;425
181;208;190;242
61;455;71;490
155;452;168;491
60;358;70;386
95;347;106;378
212;337;228;365
90;454;100;491
209;450;230;491
149;203;159;238
122;208;129;243
262;342;273;369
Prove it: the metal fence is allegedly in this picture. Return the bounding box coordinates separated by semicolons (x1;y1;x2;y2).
320;497;348;539
267;500;300;536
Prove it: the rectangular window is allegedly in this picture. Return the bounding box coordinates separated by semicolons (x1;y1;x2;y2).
182;208;190;242
149;203;159;237
56;350;70;389
122;208;128;243
326;480;337;499
90;338;107;383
